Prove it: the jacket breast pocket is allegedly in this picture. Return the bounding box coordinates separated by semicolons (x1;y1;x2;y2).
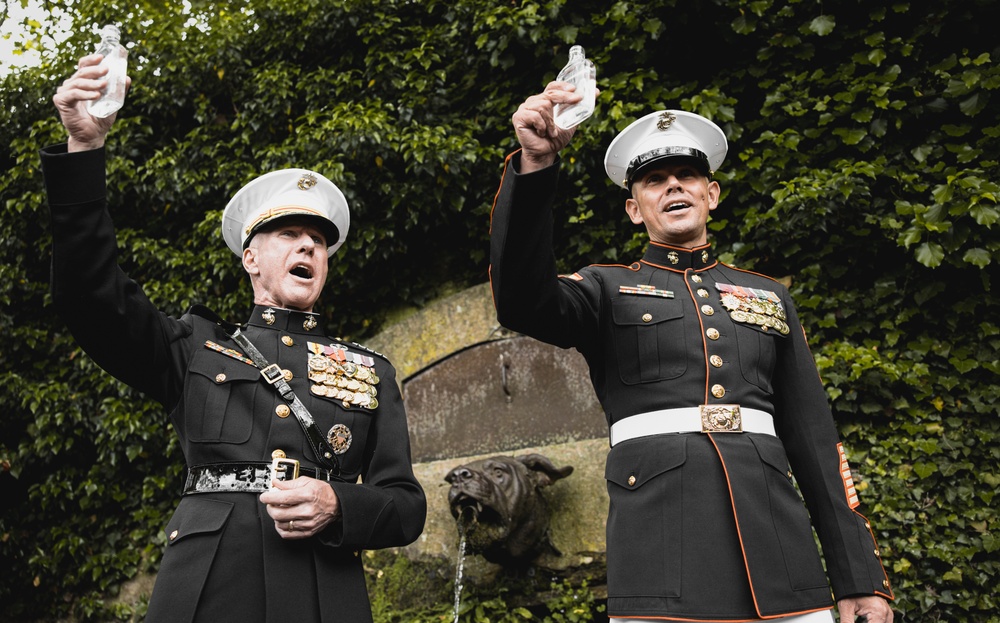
183;349;261;443
605;435;687;598
733;323;786;393
611;296;687;384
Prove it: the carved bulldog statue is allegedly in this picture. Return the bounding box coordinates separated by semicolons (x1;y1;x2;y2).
445;453;573;566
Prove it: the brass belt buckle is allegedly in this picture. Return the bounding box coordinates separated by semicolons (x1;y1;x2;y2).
700;404;743;433
270;457;300;486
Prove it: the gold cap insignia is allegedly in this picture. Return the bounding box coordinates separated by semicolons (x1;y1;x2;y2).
656;111;677;131
297;173;318;191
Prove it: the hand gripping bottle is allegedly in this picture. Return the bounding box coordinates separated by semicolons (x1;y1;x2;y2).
553;45;596;130
87;24;128;118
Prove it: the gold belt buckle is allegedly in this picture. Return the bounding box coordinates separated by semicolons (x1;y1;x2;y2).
270;457;300;485
700;404;743;433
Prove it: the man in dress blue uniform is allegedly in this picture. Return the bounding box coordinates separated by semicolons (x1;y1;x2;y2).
42;53;426;622
489;82;894;622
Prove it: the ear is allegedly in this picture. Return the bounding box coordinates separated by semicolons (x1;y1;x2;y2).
242;246;259;276
517;454;574;488
624;197;644;225
707;179;721;212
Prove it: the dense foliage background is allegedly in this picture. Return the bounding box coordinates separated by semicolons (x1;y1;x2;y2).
1;0;997;620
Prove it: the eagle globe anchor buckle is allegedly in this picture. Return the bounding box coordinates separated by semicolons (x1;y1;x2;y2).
700;404;743;433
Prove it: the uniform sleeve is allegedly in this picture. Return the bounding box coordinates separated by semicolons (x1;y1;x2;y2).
771;294;893;602
42;144;190;408
488;151;601;351
326;362;426;549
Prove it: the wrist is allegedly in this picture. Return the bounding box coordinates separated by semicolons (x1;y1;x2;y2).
518;151;556;174
67;137;106;153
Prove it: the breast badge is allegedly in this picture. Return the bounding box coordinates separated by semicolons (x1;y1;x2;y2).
307;342;380;410
714;283;790;334
327;423;353;454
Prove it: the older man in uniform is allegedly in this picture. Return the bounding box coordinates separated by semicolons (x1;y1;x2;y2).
42;54;426;622
489;82;894;622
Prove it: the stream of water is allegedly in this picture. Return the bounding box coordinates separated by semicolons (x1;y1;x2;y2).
452;519;468;623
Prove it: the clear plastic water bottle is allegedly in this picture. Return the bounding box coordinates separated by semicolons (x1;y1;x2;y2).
87;24;128;119
553;45;596;130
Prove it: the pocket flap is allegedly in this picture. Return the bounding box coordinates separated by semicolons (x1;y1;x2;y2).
188;346;261;384
750;434;791;474
165;497;234;545
610;296;683;327
605;435;687;489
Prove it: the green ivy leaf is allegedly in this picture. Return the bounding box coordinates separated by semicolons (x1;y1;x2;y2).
809;15;836;36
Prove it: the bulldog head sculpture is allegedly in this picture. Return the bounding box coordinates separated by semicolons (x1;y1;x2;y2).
445;453;573;566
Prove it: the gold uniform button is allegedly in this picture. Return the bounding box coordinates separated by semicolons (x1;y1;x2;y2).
883;579;891;589
169;530;179;541
786;470;793;479
214;373;226;383
865;522;871;530
697;288;710;298
271;449;287;459
710;355;724;368
275;404;291;418
701;305;715;316
874;548;880;557
627;475;636;487
642;313;653;323
281;336;294;347
706;328;720;340
711;384;726;398
691;274;703;283
282;369;293;382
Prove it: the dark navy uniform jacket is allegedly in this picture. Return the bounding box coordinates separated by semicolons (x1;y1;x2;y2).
42;145;426;623
489;153;892;620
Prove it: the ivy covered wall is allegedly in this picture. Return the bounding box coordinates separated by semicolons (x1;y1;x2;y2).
0;0;997;620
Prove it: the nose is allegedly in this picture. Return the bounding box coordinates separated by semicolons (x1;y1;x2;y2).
297;233;316;253
448;467;474;483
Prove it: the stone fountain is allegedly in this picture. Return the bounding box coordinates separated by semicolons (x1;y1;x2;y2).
364;283;612;618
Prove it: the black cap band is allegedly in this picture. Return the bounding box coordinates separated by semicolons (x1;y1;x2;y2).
625;146;710;188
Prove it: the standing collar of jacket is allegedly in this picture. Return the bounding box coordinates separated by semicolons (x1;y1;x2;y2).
641;241;717;272
247;305;325;335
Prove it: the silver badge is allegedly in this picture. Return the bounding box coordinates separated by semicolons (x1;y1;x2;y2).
327;424;352;455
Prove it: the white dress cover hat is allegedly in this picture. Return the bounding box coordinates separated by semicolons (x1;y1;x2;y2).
221;168;350;256
604;110;728;189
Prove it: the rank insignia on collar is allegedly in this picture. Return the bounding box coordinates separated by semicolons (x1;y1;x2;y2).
303;315;318;331
262;308;276;325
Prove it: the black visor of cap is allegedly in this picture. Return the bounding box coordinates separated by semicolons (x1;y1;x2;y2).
626;146;711;189
243;214;341;251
